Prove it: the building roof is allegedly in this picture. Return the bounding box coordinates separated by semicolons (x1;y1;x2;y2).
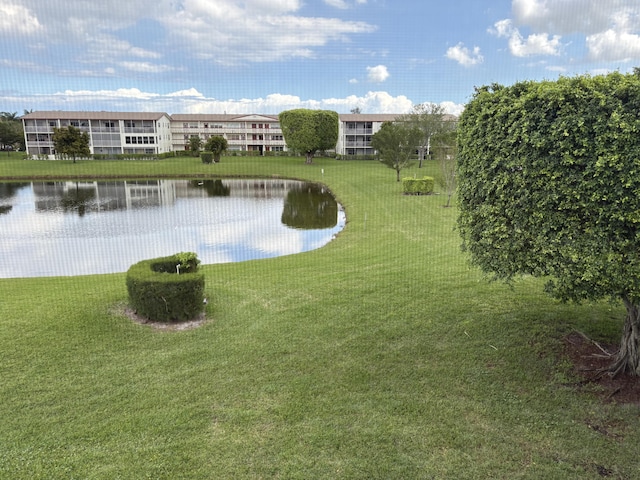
338;114;400;122
22;111;170;120
170;114;280;122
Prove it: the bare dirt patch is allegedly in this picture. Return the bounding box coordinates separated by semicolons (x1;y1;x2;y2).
562;331;640;405
112;303;209;331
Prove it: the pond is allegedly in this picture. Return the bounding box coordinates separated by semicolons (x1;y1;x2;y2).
0;179;345;278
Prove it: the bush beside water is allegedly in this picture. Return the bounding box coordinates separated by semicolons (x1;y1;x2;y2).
126;252;204;322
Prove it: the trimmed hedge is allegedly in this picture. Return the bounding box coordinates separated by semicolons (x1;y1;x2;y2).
126;252;205;322
201;152;214;164
402;176;434;195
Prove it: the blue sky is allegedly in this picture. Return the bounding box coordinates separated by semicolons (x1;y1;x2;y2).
1;0;639;115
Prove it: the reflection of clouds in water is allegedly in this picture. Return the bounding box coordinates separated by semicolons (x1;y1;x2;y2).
0;183;343;278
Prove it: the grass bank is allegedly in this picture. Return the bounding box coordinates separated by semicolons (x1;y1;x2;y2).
0;155;638;478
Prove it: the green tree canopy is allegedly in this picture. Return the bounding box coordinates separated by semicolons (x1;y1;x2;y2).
204;135;228;163
457;72;640;376
370;121;422;182
398;102;448;167
52;125;90;163
279;109;339;164
0;118;23;151
188;135;202;156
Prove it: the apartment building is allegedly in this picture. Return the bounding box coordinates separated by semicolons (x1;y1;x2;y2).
23;111;444;158
22;111;173;156
336;113;400;157
170;114;285;154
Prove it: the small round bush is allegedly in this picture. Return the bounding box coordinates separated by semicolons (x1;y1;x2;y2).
126;252;204;322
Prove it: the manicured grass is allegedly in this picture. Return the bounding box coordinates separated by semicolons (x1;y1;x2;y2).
0;155;638;478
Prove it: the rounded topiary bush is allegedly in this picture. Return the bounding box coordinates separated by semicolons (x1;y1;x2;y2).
126;252;205;322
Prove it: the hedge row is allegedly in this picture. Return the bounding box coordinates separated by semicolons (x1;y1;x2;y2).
126;252;204;322
402;176;434;195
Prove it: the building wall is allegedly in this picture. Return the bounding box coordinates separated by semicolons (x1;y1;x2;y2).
23;111;425;158
23;112;173;157
170;114;286;154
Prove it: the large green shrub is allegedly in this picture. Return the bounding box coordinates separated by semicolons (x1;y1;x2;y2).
402;176;434;195
126;252;204;322
200;152;213;164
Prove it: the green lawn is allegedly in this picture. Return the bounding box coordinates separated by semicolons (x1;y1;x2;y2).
0;155;637;479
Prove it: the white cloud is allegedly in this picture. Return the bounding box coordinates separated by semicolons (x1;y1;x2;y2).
508;1;640;62
587;29;640;61
5;0;376;70
118;61;176;73
490;19;561;57
324;0;349;9
324;0;366;7
8;88;423;114
438;101;465;116
511;0;633;35
164;0;376;64
366;65;390;82
445;43;483;66
0;3;41;35
349;78;358;84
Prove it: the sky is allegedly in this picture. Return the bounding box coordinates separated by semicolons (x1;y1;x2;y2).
1;0;640;116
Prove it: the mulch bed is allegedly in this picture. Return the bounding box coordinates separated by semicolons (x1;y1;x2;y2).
113;303;209;331
562;331;640;405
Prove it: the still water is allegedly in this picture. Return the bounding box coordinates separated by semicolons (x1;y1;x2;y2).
0;179;345;278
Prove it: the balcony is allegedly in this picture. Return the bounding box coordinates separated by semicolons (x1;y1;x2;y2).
345;128;373;135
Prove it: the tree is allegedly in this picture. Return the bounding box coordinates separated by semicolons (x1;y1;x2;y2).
279;109;339;164
457;72;640;376
52;125;90;163
0;112;19;122
188;135;202;156
398;102;447;168
0;111;24;151
370;121;422;182
432;128;457;207
204;135;228;163
0;119;23;151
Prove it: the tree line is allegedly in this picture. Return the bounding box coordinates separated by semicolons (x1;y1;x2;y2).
0;111;29;151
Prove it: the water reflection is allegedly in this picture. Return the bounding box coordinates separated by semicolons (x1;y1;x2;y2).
0;179;345;278
282;183;338;229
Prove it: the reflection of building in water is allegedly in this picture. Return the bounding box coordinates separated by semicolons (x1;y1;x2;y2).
221;179;303;199
31;180;178;212
30;179;323;213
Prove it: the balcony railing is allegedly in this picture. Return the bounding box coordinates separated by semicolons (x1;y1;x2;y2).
345;128;373;135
